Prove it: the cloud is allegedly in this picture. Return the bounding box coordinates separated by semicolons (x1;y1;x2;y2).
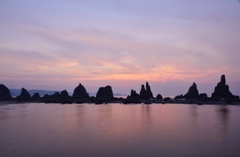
1;21;237;84
0;0;239;95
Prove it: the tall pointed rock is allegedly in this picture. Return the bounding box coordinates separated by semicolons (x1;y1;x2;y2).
17;88;31;99
140;82;153;99
184;82;199;99
140;84;146;99
212;75;233;98
146;82;153;99
0;84;12;100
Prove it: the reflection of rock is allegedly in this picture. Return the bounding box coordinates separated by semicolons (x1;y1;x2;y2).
156;94;163;100
184;82;199;99
96;85;114;99
0;84;12;100
17;88;31;100
73;83;89;98
212;75;234;99
140;82;153;99
217;106;230;136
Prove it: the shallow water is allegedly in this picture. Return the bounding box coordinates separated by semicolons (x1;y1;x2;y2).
0;103;240;157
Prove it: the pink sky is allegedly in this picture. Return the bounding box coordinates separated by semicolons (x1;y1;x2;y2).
0;0;240;96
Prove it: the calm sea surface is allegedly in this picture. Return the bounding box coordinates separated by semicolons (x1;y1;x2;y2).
0;103;240;157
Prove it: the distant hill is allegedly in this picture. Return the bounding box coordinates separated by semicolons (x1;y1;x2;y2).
10;89;59;97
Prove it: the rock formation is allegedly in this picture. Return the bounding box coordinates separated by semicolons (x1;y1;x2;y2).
184;82;199;99
52;92;60;98
198;93;208;99
96;85;113;99
129;90;140;99
163;97;171;102
43;94;49;98
212;75;234;98
32;93;40;99
146;82;153;98
174;94;185;100
140;85;146;99
17;88;31;100
156;94;163;100
0;84;12;100
140;82;153;99
72;83;89;98
60;90;69;98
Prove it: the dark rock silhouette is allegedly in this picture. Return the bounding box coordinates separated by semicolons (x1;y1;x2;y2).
184;82;199;99
17;88;31;100
156;94;163;100
212;75;234;99
140;84;147;99
140;82;153;99
32;93;40;99
72;83;89;99
163;97;171;102
43;94;49;99
60;90;69;98
52;92;60;99
96;85;113;99
0;84;12;100
129;90;140;99
10;89;58;97
174;94;185;100
146;82;153;99
198;93;208;99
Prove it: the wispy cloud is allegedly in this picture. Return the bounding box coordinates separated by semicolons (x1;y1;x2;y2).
0;0;239;95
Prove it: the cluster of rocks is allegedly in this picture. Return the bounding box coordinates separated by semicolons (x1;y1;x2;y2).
127;82;155;100
0;82;116;104
174;75;239;103
175;82;207;101
124;82;164;104
0;74;239;104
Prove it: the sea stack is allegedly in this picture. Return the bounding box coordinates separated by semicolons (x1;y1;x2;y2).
60;90;69;98
0;84;12;100
129;90;140;99
32;93;41;99
211;75;233;99
96;85;114;99
140;85;146;99
156;94;163;100
72;83;89;99
140;82;153;99
17;88;31;100
184;82;199;99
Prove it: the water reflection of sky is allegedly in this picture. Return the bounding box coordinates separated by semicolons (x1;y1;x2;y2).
0;103;240;157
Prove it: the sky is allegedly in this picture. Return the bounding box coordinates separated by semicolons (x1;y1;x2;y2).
0;0;240;97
